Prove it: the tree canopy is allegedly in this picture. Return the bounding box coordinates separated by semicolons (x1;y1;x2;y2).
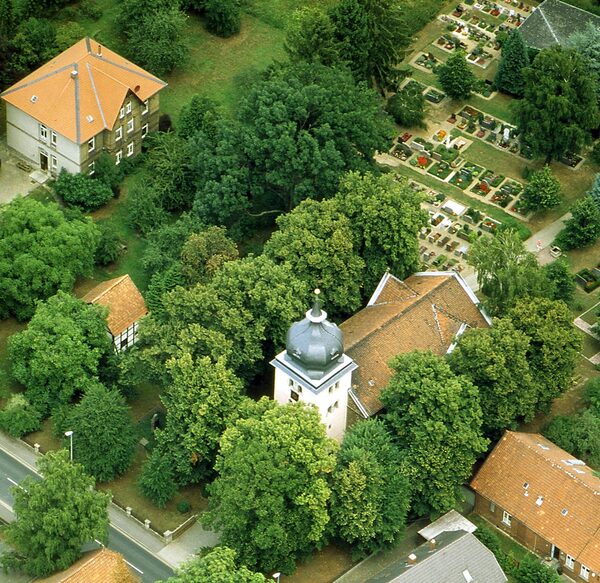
494;30;529;97
0;198;99;320
9;292;114;414
382;352;488;517
515;46;599;162
436;51;477;99
520;165;562;212
556;195;600;250
3;450;110;577
203;398;338;574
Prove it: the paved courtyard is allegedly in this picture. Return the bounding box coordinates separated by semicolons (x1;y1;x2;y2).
0;138;45;204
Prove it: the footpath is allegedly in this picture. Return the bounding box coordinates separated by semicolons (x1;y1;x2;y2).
0;432;219;568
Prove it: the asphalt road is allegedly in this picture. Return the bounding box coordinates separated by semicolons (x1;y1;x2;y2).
0;449;174;583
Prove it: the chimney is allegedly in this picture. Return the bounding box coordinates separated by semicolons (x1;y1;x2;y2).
70;69;78;79
97;44;102;57
408;553;417;565
429;538;437;550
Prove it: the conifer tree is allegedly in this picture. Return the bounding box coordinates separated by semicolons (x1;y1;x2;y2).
588;173;600;210
494;30;529;97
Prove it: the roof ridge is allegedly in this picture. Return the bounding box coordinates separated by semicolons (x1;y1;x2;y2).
536;1;560;43
86;275;129;303
86;62;108;129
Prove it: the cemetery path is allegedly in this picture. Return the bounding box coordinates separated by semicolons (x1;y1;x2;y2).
524;212;571;259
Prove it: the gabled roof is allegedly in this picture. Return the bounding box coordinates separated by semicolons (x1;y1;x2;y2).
519;0;600;50
340;272;490;417
82;274;147;336
38;548;140;583
471;431;600;573
365;530;507;583
418;510;477;541
1;37;166;143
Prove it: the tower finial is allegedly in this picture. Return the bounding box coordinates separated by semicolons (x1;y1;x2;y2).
310;289;321;318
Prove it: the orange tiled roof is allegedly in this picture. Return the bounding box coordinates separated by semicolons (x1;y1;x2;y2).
82;274;147;336
341;272;490;417
1;37;166;144
471;431;600;573
38;548;140;583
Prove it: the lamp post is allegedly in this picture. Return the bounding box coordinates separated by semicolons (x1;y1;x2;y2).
65;430;73;461
272;573;281;583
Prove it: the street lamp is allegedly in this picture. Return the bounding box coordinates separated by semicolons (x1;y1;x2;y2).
65;430;73;461
272;573;281;583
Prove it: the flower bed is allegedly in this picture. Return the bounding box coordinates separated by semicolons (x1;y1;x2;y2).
490;191;513;207
498;179;523;196
480;217;501;233
464;207;483;224
480;169;505;187
471;181;492;196
404;79;427;96
462;162;485;177
416;155;433;169
413;136;435;154
424;89;446;103
428;161;452;179
415;53;438;70
449;169;475;189
434;144;459;163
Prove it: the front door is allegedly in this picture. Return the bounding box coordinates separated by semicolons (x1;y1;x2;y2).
551;544;560;560
40;151;48;171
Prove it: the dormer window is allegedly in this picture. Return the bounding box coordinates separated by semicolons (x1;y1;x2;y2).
536;495;544;506
523;482;529;490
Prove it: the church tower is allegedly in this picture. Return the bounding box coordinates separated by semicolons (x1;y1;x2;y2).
271;290;357;441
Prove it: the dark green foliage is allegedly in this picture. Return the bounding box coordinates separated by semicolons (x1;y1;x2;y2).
543;410;600;468
94;220;124;266
586;377;600;413
514;554;561;583
567;22;600;94
177;501;191;513
203;399;337;574
94;152;124;194
0;395;42;438
159;546;266;583
437;51;477;99
494;30;529;96
2;450;110;577
138;448;178;508
330;420;410;557
53;169;114;211
66;383;137;482
515;47;599;162
474;524;517;576
382;352;488;517
204;0;241;38
124;184;168;235
386;88;426;127
7;18;57;80
80;0;102;19
589;173;600;210
0;198;99;320
521;165;562;212
50;404;73;439
177;95;221;140
543;258;576;303
8;292;114;414
55;21;86;52
145;264;186;316
591;142;600;165
284;7;339;66
555;196;600;249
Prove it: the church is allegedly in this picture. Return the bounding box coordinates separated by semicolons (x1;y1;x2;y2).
272;271;491;441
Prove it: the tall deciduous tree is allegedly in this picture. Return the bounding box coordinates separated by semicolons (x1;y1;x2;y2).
556;195;600;249
204;0;241;38
2;450;110;577
448;318;536;437
66;383;137;482
0;198;99;320
159;546;266;583
468;229;547;316
436;51;477;99
335;172;427;294
265;199;365;317
521;165;562;212
284;7;339;66
386;87;427;127
509;298;581;410
515;46;599;162
203;398;338;574
9;292;114;414
382;352;488;517
543;258;576;303
494;30;529;97
330;419;410;557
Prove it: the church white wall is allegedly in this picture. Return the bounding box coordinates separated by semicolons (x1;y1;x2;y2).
274;366;350;442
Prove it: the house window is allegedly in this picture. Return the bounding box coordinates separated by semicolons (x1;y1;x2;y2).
88;161;95;176
119;106;125;119
115;150;122;165
290;390;299;402
127;142;134;157
115;126;122;141
51;131;57;146
502;511;511;526
127;119;134;134
580;565;590;580
565;555;575;570
142;123;148;138
334;400;339;409
142;99;148;115
489;501;495;513
288;379;294;387
88;136;95;152
125;101;132;115
51;155;57;170
39;124;48;141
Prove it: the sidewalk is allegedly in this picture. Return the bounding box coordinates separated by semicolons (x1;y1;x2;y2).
0;431;219;568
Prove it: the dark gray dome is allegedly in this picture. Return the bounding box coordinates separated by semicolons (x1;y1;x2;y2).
286;293;344;380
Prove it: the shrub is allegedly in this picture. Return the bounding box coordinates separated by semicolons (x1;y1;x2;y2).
138;447;178;508
521;165;561;212
54;170;114;211
204;0;241;38
591;141;600;165
94;221;124;266
50;404;73;438
158;114;172;133
124;184;168;235
80;0;102;19
177;501;191;513
94;153;124;194
0;395;42;438
386;89;426;127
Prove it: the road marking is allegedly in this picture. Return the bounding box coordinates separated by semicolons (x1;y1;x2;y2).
0;445;40;475
6;477;25;490
108;522;174;570
125;559;143;575
0;499;13;512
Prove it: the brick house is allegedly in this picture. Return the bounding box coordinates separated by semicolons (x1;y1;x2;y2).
82;275;147;352
1;37;166;176
339;271;491;424
471;431;600;582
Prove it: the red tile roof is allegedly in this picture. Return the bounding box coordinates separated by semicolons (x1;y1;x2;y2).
1;37;166;143
341;272;490;417
471;431;600;573
82;274;147;336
